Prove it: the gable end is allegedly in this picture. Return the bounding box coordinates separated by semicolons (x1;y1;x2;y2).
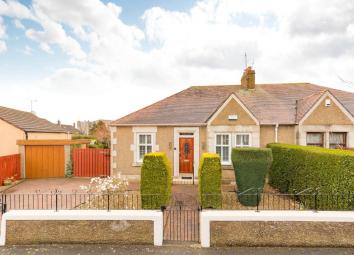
207;94;259;126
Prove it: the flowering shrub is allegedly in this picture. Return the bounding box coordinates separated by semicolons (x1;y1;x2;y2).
80;173;128;194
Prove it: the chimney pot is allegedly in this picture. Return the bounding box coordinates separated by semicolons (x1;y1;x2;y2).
241;66;255;90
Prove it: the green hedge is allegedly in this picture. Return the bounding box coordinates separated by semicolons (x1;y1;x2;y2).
232;148;273;206
140;152;172;209
267;143;354;210
198;153;222;208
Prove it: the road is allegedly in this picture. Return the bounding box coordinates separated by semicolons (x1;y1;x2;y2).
0;245;353;255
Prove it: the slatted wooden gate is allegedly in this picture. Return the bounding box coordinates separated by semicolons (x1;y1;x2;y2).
73;148;110;177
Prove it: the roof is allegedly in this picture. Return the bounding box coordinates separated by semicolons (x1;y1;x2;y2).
296;90;326;123
0;106;67;133
111;83;354;126
60;124;81;134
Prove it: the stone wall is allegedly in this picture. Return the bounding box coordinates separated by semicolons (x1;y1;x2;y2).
6;220;153;245
210;221;354;247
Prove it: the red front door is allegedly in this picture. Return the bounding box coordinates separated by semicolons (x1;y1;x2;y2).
179;138;194;173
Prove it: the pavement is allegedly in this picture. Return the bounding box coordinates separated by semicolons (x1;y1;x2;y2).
0;245;352;255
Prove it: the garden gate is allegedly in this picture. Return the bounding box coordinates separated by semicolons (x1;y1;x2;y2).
163;192;200;242
73;148;110;177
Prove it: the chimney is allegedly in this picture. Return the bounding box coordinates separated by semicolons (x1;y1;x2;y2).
57;120;61;126
241;66;255;90
73;122;76;128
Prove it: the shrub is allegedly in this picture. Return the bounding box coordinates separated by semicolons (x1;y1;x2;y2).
267;143;354;210
232;147;273;206
140;152;172;209
65;158;73;177
198;153;222;208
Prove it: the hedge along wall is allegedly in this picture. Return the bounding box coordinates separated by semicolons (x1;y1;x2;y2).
198;153;222;209
267;144;354;210
232;148;273;206
140;152;172;209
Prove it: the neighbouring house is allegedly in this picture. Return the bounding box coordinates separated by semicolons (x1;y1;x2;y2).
57;121;82;135
110;67;354;182
0;106;71;157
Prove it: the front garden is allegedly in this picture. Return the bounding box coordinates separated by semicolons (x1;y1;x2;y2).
198;144;353;211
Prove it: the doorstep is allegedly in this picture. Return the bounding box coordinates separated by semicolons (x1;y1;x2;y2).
172;176;198;185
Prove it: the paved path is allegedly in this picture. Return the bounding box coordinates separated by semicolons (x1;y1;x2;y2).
0;245;352;255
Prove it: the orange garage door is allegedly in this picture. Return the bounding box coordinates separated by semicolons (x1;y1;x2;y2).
25;145;65;178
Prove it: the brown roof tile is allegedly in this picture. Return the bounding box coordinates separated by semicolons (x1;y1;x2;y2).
0;106;67;133
111;83;354;126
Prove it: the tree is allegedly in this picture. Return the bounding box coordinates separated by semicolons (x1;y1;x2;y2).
89;120;110;148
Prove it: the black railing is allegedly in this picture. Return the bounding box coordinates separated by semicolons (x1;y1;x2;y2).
202;191;353;211
0;191;164;213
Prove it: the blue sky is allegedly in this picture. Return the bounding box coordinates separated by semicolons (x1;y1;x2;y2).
0;0;353;123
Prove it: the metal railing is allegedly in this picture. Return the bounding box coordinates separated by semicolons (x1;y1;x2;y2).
201;191;353;211
0;191;164;213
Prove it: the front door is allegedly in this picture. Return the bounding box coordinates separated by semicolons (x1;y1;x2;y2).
179;138;194;173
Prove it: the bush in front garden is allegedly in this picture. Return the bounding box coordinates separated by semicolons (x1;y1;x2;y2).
198;153;222;209
267;143;354;210
232;148;273;206
140;152;172;209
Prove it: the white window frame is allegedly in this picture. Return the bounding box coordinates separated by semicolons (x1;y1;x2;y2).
215;133;231;165
235;133;252;147
136;133;154;163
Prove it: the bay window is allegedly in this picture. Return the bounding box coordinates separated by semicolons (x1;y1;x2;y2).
329;132;347;149
306;132;324;147
215;134;231;164
235;134;251;147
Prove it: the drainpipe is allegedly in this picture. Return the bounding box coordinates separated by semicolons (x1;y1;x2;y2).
25;131;28;140
275;123;279;143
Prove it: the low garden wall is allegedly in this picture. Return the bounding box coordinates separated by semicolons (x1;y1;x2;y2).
0;210;163;246
200;210;354;247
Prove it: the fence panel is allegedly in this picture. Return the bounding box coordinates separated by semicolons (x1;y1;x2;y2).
73;148;110;177
0;154;21;185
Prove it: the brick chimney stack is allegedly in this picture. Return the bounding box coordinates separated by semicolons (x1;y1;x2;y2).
241;66;255;90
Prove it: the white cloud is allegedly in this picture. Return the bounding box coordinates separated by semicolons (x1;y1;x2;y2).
0;0;354;123
0;0;33;19
0;17;6;53
13;19;25;29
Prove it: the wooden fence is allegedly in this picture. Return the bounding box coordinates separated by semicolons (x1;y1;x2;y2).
73;148;110;177
0;154;21;185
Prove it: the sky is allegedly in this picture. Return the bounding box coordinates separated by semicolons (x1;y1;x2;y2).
0;0;354;124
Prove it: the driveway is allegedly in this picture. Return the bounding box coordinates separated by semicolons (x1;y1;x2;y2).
4;178;140;194
4;178;91;193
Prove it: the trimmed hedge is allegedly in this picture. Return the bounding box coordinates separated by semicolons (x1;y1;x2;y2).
198;153;222;209
232;148;273;206
140;152;172;209
267;143;354;210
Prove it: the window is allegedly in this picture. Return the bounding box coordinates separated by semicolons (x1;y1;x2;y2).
138;134;152;161
306;132;324;147
235;134;251;147
215;134;231;164
329;132;347;149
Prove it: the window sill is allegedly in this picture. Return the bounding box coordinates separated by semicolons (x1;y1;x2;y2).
132;162;142;167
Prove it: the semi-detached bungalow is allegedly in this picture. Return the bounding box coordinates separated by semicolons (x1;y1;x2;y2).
110;67;354;183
